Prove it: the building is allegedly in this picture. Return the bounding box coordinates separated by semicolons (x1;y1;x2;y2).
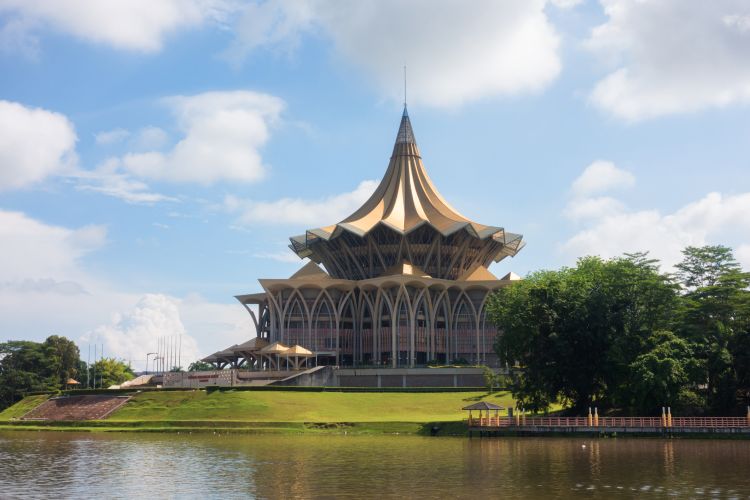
226;107;524;369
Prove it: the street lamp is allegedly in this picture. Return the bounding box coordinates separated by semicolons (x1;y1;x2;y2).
154;356;164;374
146;352;157;374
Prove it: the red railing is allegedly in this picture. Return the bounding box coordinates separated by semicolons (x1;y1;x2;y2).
467;416;750;428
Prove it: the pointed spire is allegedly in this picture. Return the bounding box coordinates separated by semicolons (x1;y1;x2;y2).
395;105;416;145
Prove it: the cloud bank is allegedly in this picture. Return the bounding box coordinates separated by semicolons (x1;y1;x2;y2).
0;100;77;190
227;0;562;108
563;162;750;270
586;0;750;120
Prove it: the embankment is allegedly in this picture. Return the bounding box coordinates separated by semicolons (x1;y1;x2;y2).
0;389;512;436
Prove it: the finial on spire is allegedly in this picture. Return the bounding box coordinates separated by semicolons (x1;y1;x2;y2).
403;64;407;110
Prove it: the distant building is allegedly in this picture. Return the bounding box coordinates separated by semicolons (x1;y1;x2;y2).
230;108;524;368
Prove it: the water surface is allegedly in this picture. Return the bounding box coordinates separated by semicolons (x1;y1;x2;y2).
1;431;749;499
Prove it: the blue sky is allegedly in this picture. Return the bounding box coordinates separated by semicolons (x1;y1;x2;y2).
1;0;749;366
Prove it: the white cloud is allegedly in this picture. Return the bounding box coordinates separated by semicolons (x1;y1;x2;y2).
571;160;635;196
0;209;105;283
123;90;284;185
226;179;378;226
83;294;199;368
0;209;255;364
563;164;750;269
222;0;315;65
586;0;750;120
564;196;625;221
0;0;230;53
548;0;584;8
95;128;130;145
0;100;77;190
74;158;177;205
736;244;750;270
133;126;169;150
228;0;561;108
177;293;256;356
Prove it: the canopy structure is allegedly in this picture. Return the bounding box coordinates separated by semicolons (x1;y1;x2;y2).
279;344;314;370
66;378;80;386
201;346;242;369
289;107;524;281
462;402;504;411
260;341;290;355
259;341;290;370
463;401;505;426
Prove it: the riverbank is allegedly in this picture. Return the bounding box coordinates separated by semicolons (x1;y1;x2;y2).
0;389;510;435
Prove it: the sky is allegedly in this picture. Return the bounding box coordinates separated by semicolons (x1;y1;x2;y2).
1;0;750;368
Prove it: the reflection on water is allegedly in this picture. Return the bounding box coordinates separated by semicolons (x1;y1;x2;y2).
1;431;750;499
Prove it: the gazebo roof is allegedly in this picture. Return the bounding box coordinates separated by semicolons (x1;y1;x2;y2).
462;401;505;411
279;345;313;357
66;378;80;385
260;341;290;355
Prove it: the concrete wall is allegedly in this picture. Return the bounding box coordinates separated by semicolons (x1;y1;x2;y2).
270;366;335;387
163;367;486;388
163;369;291;388
335;368;485;388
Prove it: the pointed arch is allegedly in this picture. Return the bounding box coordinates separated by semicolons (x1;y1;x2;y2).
358;292;376;365
413;289;430;365
452;292;477;364
376;288;395;366
312;296;335;354
394;296;411;367
431;290;450;364
285;294;307;349
337;291;356;365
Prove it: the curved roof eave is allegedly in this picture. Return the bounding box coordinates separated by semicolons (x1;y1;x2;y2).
289;107;524;258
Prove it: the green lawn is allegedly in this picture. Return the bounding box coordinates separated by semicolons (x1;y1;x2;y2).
0;395;49;421
108;390;515;423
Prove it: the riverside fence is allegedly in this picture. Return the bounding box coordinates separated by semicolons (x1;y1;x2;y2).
466;407;750;435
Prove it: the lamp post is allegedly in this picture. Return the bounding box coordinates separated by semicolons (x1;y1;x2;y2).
154;356;163;374
146;352;157;374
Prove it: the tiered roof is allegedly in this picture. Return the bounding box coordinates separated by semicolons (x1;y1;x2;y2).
290;107;524;262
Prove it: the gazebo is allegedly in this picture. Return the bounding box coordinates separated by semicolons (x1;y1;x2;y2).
279;345;314;370
65;378;80;390
259;341;290;370
463;401;504;427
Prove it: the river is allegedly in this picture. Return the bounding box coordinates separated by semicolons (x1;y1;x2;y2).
1;431;749;498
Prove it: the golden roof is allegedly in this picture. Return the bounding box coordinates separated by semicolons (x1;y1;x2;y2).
459;266;498;281
259;341;290;355
290;107;524;259
279;345;314;357
289;261;330;280
232;337;269;352
382;261;431;278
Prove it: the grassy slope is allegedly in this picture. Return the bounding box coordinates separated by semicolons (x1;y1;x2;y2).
109;390;514;423
0;390;515;435
0;395;49;421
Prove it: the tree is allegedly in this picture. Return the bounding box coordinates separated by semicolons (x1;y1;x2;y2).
88;358;134;388
43;335;81;386
188;361;214;372
488;254;678;412
675;246;750;412
628;330;699;413
0;336;82;411
675;245;741;289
